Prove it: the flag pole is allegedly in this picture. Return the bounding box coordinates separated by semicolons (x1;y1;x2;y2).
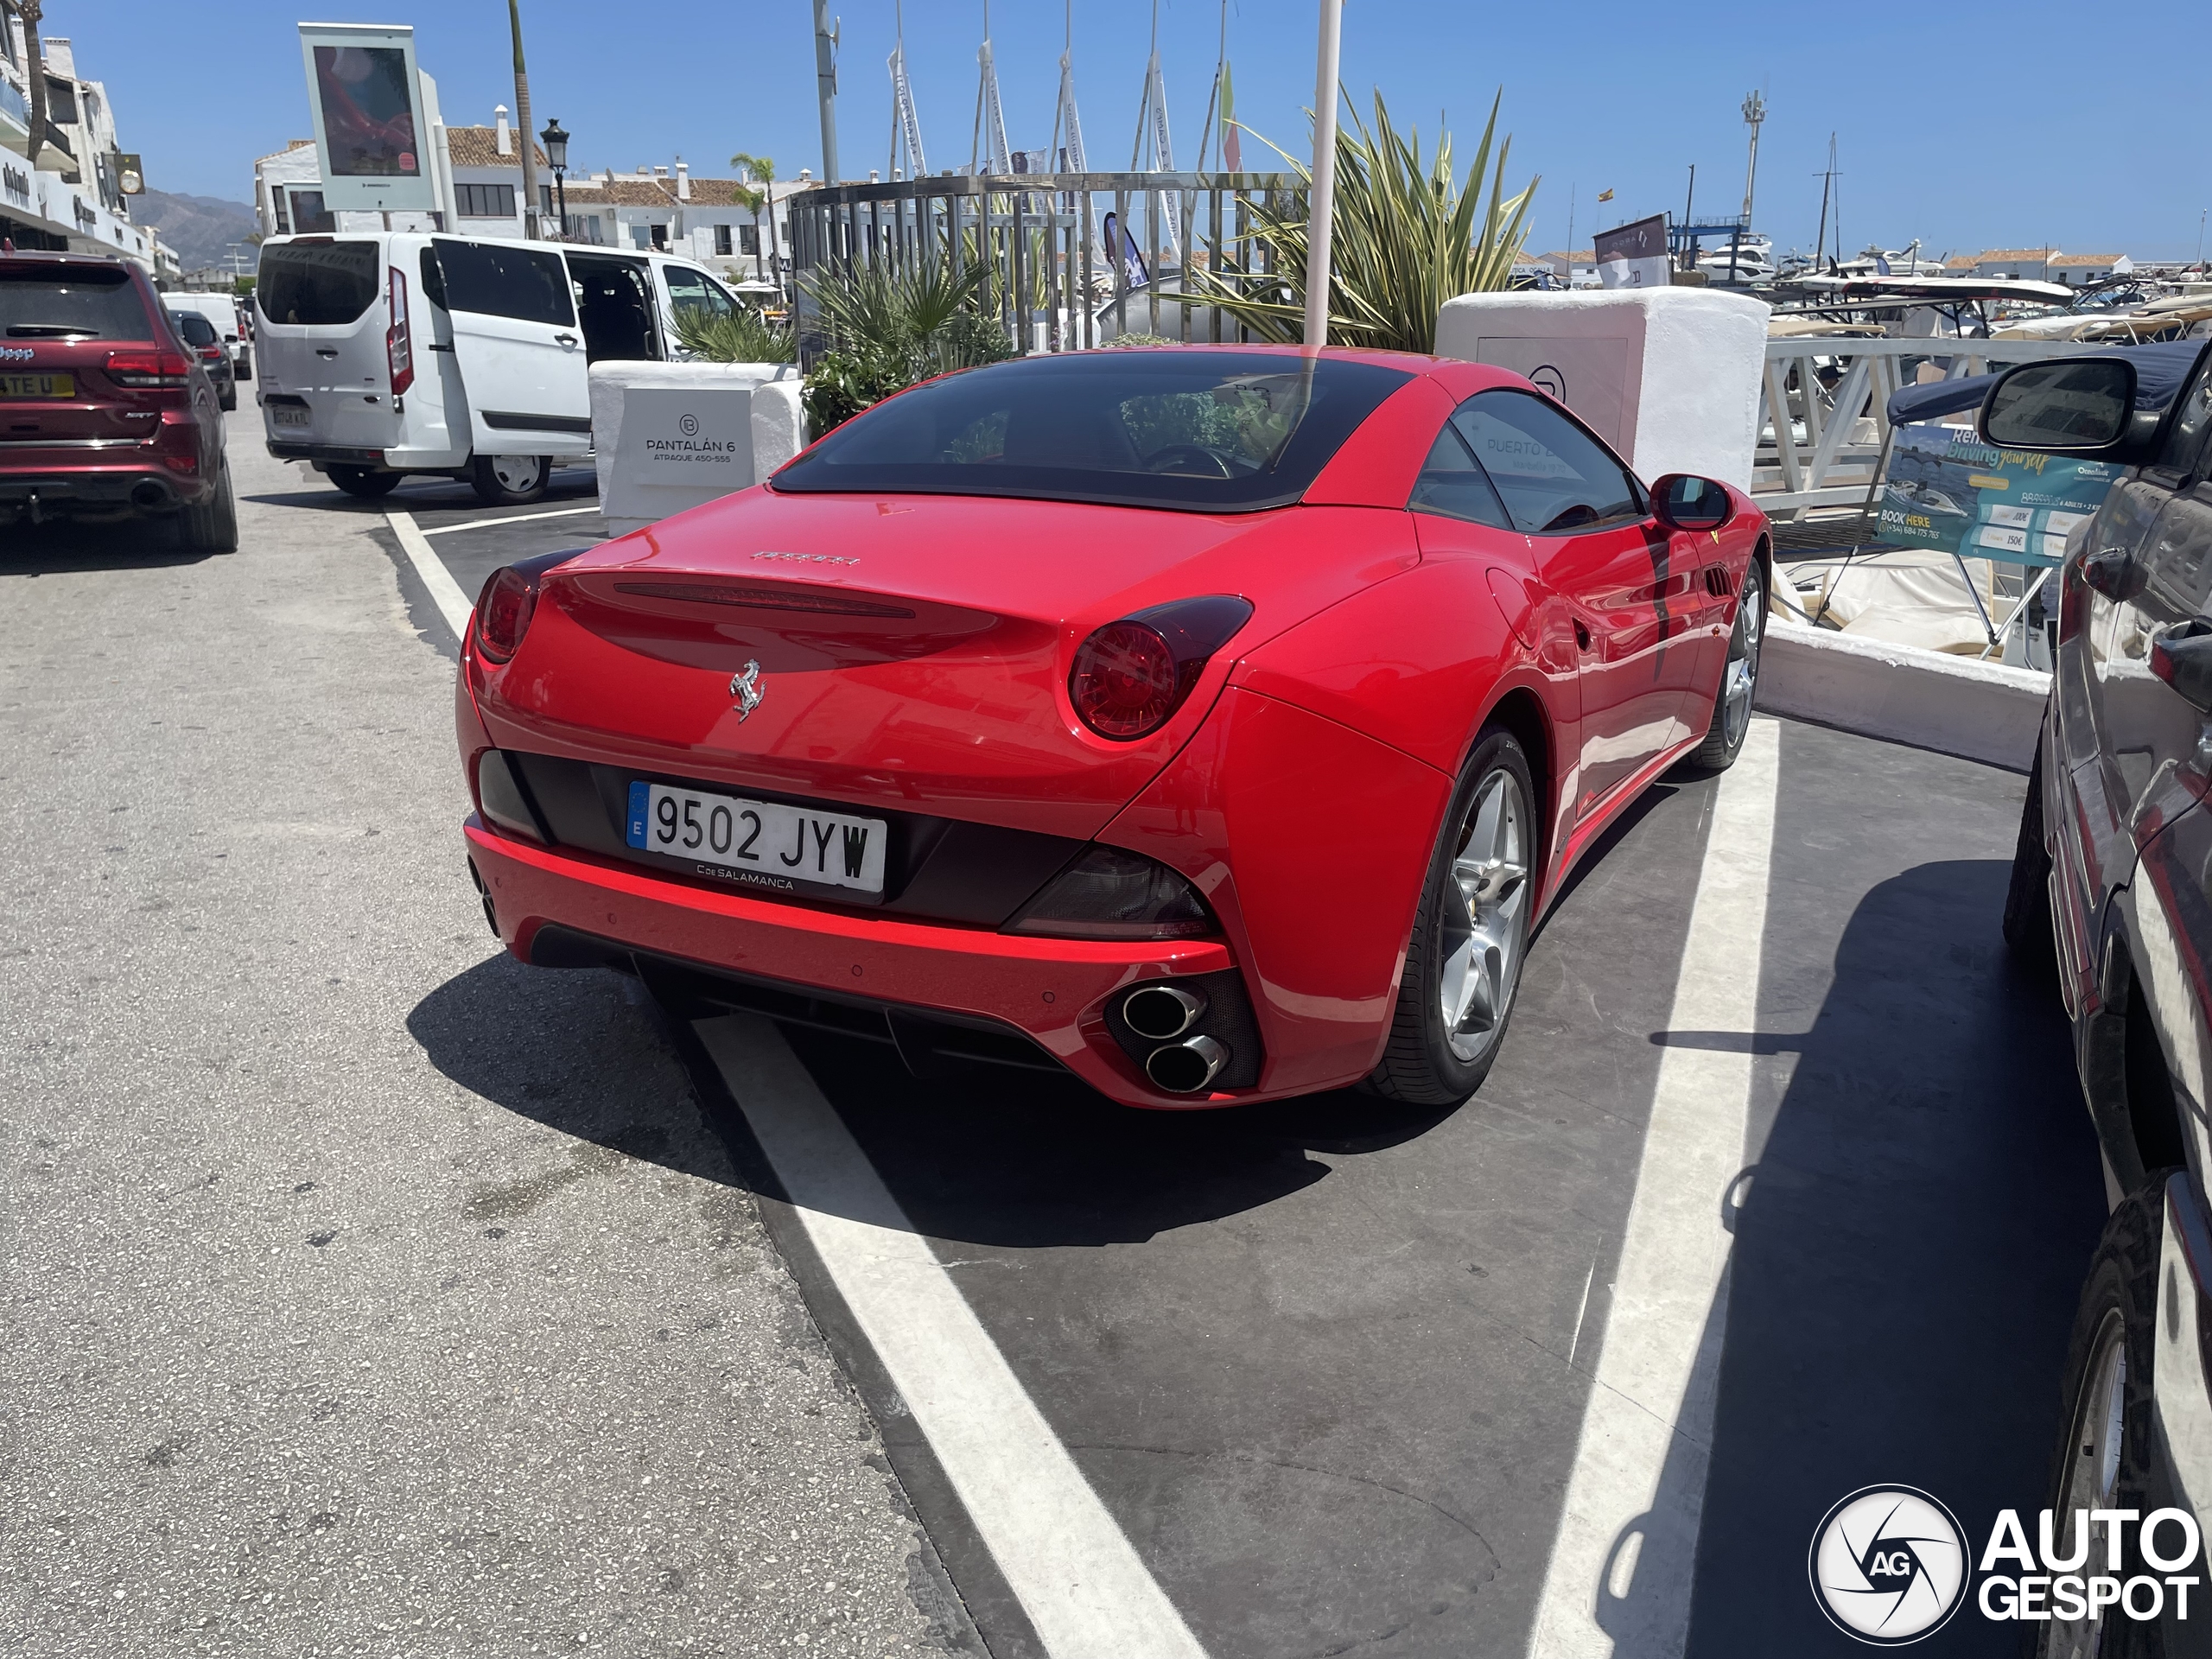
1301;0;1344;348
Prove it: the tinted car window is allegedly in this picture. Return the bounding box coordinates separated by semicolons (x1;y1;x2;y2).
1408;423;1513;530
664;264;734;326
2157;353;2212;478
774;353;1414;513
257;239;380;326
433;239;575;326
0;264;154;340
1451;390;1644;534
170;314;219;347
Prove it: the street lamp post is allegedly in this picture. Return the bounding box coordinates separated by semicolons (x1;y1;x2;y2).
540;119;569;242
1301;0;1344;348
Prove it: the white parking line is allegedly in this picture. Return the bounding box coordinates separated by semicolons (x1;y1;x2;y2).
1524;717;1781;1659
385;510;474;639
418;504;602;537
695;1014;1211;1659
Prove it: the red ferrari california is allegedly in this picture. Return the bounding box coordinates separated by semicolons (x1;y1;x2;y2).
456;346;1769;1109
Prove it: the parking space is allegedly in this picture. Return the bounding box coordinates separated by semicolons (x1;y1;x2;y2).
3;405;2113;1656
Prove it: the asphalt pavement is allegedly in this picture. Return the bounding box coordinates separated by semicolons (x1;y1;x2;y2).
2;405;2112;1658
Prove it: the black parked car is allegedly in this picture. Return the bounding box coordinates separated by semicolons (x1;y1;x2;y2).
2002;338;2212;1657
168;310;236;410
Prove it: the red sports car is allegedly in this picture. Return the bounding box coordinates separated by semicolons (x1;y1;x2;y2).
456;346;1769;1109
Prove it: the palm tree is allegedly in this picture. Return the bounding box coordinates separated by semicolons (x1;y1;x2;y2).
730;152;778;294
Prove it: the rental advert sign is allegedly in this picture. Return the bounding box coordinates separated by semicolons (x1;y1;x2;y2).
1878;422;2123;568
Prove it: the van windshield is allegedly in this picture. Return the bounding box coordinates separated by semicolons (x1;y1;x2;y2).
0;265;154;340
772;352;1414;513
257;240;380;327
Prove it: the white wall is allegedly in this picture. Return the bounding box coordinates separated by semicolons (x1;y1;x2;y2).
1434;287;1770;490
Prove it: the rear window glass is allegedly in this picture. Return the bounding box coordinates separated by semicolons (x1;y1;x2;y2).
170;314;219;347
257;239;380;326
432;239;574;327
772;352;1414;513
0;264;153;340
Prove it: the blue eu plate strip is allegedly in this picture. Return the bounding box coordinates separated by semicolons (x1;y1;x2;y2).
626;781;650;848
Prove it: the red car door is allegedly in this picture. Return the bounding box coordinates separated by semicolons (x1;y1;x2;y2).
1450;390;1688;818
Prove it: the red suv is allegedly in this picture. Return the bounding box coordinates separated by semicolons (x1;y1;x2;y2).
0;250;236;550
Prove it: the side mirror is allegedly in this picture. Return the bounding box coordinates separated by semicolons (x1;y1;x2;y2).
2152;620;2212;715
1649;474;1734;533
1979;358;2137;453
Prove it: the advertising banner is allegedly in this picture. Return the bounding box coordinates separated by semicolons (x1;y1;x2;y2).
1594;213;1670;290
1876;421;2123;567
297;23;435;215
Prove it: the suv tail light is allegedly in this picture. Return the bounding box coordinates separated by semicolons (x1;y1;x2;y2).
195;345;225;363
1068;595;1254;741
386;266;414;397
105;349;194;388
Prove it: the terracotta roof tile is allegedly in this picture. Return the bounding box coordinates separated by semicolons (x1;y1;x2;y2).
1977;249;2056;264
443;126;547;169
2050;253;2123;267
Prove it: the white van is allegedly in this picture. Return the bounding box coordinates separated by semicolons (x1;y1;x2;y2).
254;232;755;504
166;290;251;381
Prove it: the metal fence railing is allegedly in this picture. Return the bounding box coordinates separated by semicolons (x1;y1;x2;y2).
1756;336;2124;518
789;170;1300;365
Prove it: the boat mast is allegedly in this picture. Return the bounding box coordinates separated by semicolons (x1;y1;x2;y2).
1739;90;1765;223
1129;0;1182;261
1813;135;1834;269
971;3;1012;175
888;0;927;180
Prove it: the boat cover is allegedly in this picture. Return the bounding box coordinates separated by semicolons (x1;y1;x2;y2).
1886;339;2206;426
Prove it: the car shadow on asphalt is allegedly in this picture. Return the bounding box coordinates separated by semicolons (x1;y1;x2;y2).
243;473;601;516
1666;855;2104;1656
406;951;1459;1249
0;518;218;574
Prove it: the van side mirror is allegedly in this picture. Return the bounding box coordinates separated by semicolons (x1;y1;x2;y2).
1979;358;2139;454
1649;474;1734;532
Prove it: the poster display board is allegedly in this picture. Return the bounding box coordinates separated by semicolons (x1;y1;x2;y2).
1594;214;1670;290
1877;422;2123;567
297;23;435;215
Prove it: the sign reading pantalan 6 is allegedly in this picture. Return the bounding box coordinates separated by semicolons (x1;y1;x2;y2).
617;390;757;487
1878;422;2124;567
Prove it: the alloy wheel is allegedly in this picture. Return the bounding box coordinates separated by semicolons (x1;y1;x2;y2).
1439;767;1530;1064
2043;1306;2127;1659
1723;566;1764;749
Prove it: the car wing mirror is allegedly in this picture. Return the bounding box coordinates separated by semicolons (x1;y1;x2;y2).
1649;473;1734;533
2151;620;2212;714
1979;357;2157;457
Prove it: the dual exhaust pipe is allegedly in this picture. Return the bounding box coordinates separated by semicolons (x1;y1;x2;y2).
1122;983;1228;1095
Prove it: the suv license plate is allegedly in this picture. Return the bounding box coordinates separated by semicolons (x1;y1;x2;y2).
0;372;73;398
626;781;887;895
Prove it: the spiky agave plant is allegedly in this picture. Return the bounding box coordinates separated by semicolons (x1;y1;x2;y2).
798;257;1013;435
670;304;795;365
1181;89;1538;353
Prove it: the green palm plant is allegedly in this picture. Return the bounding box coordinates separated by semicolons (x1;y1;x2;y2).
1180;89;1537;353
799;257;1013;435
671;305;795;364
730;152;778;287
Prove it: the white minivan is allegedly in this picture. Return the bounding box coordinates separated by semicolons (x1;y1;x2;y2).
254;232;755;504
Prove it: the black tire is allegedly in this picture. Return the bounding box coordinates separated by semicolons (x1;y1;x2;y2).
2032;1174;2174;1659
179;459;238;553
219;385;237;411
1359;728;1538;1106
1684;557;1766;772
471;454;550;506
2005;734;2057;977
327;464;401;499
236;351;252;383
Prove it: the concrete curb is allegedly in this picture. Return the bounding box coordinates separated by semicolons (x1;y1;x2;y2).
1753;614;2049;772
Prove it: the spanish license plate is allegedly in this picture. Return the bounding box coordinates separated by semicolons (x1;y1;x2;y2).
271;403;311;429
0;372;73;398
626;781;887;895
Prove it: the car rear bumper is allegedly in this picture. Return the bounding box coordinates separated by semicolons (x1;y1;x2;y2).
0;456;213;516
464;817;1262;1109
266;439;387;466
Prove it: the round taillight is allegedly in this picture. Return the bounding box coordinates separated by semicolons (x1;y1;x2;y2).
474;567;538;664
1071;620;1179;739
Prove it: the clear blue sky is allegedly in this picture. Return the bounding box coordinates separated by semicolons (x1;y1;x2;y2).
57;0;2212;262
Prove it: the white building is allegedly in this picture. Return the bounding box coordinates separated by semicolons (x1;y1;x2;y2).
0;25;176;280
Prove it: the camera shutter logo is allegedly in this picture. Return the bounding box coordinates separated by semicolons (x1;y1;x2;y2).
1808;1486;1969;1644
